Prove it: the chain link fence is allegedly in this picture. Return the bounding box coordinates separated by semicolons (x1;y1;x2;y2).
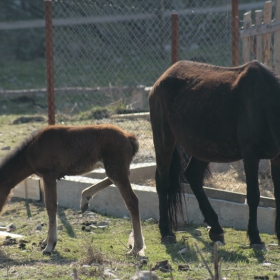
0;0;274;197
50;0;240;163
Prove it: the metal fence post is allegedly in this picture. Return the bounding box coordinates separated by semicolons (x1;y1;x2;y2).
171;13;178;65
232;0;239;66
45;0;55;125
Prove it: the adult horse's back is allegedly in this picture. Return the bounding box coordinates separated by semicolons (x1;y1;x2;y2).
149;60;280;248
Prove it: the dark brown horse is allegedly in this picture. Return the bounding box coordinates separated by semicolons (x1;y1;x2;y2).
0;124;145;257
149;60;280;248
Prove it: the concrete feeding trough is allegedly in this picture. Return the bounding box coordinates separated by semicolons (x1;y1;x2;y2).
10;162;276;235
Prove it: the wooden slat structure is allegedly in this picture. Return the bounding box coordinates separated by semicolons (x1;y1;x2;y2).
240;0;280;74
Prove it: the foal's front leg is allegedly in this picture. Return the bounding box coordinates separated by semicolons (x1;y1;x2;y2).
41;176;58;255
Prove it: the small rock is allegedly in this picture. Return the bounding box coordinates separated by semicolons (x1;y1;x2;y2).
81;226;91;232
89;225;97;230
194;229;202;236
152;260;172;272
7;223;16;232
178;264;190;271
57;225;63;231
123;215;130;220
130;271;159;280
18;241;26;250
263;262;272;266
3;237;17;245
83;211;95;216
177;247;188;254
12;116;45;124
36;225;42;231
97;221;110;227
145;218;156;224
104;269;117;278
97;225;107;230
1;146;11;151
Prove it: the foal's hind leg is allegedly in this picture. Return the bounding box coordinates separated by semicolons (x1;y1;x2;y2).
41;175;58;255
107;170;145;257
270;156;280;244
184;157;224;243
80;177;112;213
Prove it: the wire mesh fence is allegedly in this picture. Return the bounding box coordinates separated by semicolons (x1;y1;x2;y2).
0;0;275;197
50;0;241;162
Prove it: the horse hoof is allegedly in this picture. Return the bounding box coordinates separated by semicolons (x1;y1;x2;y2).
81;203;89;213
208;229;225;244
42;250;52;256
250;243;267;251
161;235;176;244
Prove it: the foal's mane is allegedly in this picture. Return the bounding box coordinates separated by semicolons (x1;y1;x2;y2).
0;129;39;168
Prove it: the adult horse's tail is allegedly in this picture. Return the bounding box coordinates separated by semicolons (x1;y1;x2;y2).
167;145;185;230
0;135;35;212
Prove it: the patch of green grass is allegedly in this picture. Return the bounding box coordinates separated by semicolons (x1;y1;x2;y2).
0;199;280;279
0;59;46;90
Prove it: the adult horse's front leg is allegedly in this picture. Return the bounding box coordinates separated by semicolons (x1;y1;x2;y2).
243;155;264;248
184;157;224;243
41;175;58;255
270;156;280;244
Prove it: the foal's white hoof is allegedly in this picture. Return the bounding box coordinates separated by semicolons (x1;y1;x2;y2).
81;203;89;213
126;247;146;259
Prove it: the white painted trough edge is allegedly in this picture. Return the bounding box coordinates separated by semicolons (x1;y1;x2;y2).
55;175;275;235
10;171;276;235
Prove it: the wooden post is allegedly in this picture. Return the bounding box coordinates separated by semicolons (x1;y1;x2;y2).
275;0;280;74
263;1;272;66
242;11;252;63
45;0;55;125
232;0;239;66
171;13;178;65
255;10;263;62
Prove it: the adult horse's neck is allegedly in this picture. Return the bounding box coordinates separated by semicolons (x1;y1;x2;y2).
0;150;33;212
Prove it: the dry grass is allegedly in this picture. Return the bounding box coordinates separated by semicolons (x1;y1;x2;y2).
206;161;274;198
141;161;275;199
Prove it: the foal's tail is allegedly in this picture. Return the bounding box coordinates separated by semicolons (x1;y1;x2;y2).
167;145;185;230
128;134;139;157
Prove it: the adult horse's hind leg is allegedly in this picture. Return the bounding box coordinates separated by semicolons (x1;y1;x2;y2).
41;175;58;255
80;177;112;213
184;157;224;243
151;118;177;243
270;156;280;244
243;154;264;248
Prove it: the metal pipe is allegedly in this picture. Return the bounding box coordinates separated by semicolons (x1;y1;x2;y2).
232;0;239;66
171;13;179;65
45;0;55;125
